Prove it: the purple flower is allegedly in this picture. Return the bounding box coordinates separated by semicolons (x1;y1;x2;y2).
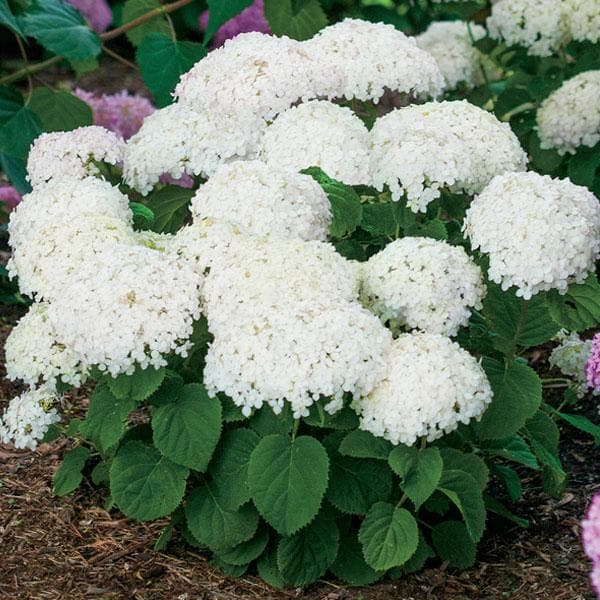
199;0;271;48
583;492;600;598
66;0;112;33
0;184;21;211
585;333;600;393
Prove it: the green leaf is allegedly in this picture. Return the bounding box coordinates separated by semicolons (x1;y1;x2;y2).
525;411;559;455
0;152;30;194
557;412;600;445
475;358;542;440
121;0;170;46
389;446;443;510
152;383;222;471
28;88;92;132
209;428;260;510
0;98;42;160
91;461;110;486
358;502;419;571
106;365;166;402
0;0;23;35
431;521;476;569
19;0;101;60
492;465;523;501
129;201;155;224
339;429;392;460
438;470;486;542
137;33;207;107
277;513;339;586
360;202;402;238
304;404;359;430
204;0;253;43
185;484;259;552
483;435;539;469
329;530;383;586
53;446;90;496
217;529;269;566
546;276;600;331
494;88;533;121
250;404;293;437
438;448;489;490
529;131;564;173
568;145;600;189
110;441;189;520
248;434;329;535
147;370;184;407
144;186;195;234
264;0;327;40
257;548;286;589
394;531;435;575
484;494;529;528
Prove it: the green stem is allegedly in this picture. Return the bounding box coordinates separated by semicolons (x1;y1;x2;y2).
0;55;62;86
396;493;407;509
541;377;571;385
292;418;300;441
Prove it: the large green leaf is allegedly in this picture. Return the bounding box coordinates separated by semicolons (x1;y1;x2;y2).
475;358;542;440
557;412;600;445
110;441;189;520
431;520;477;569
339;429;392;460
216;529;269;566
121;0;170;46
438;447;489;490
204;0;253;43
152;383;222;470
0;88;42;160
546;276;600;331
106;366;166;403
358;502;419;571
28;88;92;132
137;33;207;107
248;434;329;535
53;446;90;496
568;145;600;189
329;530;383;586
264;0;327;40
0;0;23;35
19;0;101;60
144;186;195;234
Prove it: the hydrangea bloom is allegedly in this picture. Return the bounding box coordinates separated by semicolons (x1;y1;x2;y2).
26;126;125;187
352;332;492;446
370;100;527;211
536;70;600;155
565;0;600;43
486;0;569;57
360;237;485;336
586;333;600;393
464;172;600;299
66;0;111;33
0;388;60;450
190;161;331;241
549;331;594;398
0;184;21;211
582;493;600;598
259;101;371;185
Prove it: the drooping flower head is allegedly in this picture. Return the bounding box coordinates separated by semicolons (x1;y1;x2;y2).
550;331;594;398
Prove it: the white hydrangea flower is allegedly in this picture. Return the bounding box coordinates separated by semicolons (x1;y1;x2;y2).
45;245;203;376
259;100;371;186
486;0;569;57
416;21;499;91
0;388;60;450
536;70;600;155
464;172;600;299
204;300;392;419
360;237;485;336
565;0;600;43
7;178;136;300
305;18;444;102
5;303;87;388
26;126;125;187
190;161;331;240
370;100;527;211
549;331;594;398
352;332;492;446
123;104;262;195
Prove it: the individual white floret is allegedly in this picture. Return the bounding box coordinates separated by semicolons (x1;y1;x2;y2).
565;0;600;43
204;300;392;419
190;161;331;240
464;172;600;299
0;388;60;450
259;100;371;185
549;331;595;398
122;104;262;195
536;70;600;155
5;303;87;388
305;18;444;102
352;332;492;446
26;126;125;187
486;0;568;57
360;237;485;336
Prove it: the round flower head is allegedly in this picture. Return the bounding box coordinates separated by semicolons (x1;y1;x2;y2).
5;303;87;388
305;18;444;102
536;70;600;155
464;172;600;299
123;103;261;195
583;492;600;597
0;184;21;211
204;300;392;418
190;160;331;240
565;0;600;43
360;237;485;336
352;332;492;446
370;100;527;211
549;331;594;398
0;387;60;450
26;126;125;187
259;100;371;185
586;333;600;393
486;0;569;57
66;0;111;32
416;21;499;91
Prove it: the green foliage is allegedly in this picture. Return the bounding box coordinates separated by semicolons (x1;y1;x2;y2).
0;86;42;161
0;0;23;35
264;0;327;40
121;0;170;46
53;446;90;496
106;366;166;403
546;276;600;331
431;521;476;569
143;186;195;234
204;0;253;43
329;530;383;586
28;89;92;132
339;429;392;460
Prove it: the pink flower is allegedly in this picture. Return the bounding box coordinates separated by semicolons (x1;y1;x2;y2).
199;0;271;48
0;184;21;211
66;0;112;33
585;334;600;393
583;493;600;598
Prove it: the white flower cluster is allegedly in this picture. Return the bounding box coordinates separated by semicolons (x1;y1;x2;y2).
565;0;600;44
26;126;125;187
259;101;371;185
190;161;331;240
549;331;594;398
370;100;527;212
464;172;600;299
536;70;600;155
0;388;60;450
360;237;485;336
416;21;498;91
352;333;492;446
